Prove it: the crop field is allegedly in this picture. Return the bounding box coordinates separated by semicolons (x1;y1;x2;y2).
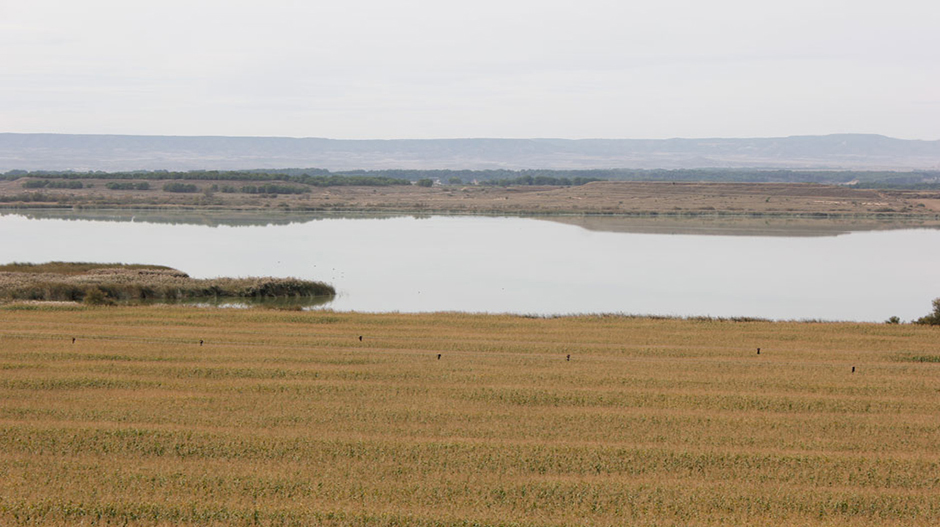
0;305;938;526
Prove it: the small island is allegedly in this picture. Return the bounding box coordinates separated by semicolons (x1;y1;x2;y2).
0;262;335;305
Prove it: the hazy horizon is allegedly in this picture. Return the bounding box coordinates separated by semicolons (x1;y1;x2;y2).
4;132;939;142
2;1;938;140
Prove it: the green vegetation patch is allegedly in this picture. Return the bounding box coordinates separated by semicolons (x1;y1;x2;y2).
0;262;334;304
896;355;940;363
21;179;84;189
162;182;199;193
105;181;150;191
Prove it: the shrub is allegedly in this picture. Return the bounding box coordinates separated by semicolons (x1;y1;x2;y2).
22;180;84;189
82;287;112;306
885;316;901;324
162;182;199;193
47;180;84;189
240;184;308;195
106;182;149;190
416;178;434;187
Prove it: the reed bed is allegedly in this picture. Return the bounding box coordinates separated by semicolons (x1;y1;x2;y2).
0;262;334;303
0;306;938;526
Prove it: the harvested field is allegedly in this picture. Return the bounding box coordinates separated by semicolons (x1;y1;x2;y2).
0;306;938;525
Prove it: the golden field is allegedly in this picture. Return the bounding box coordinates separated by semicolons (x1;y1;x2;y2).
0;305;938;526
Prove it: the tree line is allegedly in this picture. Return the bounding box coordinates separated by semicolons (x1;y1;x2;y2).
4;168;940;189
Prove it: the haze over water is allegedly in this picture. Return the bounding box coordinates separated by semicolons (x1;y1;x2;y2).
2;212;938;322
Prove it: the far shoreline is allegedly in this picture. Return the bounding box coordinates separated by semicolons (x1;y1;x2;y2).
2;181;939;219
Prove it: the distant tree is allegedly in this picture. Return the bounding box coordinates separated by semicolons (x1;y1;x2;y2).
106;182;149;191
416;178;434;187
448;177;463;185
914;298;940;326
162;182;199;193
46;180;84;189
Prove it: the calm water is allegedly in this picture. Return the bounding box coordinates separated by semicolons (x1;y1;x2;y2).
2;211;939;321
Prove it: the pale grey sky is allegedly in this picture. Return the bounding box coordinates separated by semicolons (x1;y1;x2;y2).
2;0;938;139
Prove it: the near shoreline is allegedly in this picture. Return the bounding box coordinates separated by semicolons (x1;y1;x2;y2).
0;262;335;305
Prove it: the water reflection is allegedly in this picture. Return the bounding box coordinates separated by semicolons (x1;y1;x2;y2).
1;208;407;228
137;295;336;309
4;208;939;237
542;215;940;237
1;210;939;321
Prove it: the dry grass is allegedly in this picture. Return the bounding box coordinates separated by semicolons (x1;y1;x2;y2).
0;306;938;526
0;262;178;275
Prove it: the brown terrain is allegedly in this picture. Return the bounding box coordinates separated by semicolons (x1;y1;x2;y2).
3;179;940;217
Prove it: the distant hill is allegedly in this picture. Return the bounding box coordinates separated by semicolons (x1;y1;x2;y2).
2;133;939;172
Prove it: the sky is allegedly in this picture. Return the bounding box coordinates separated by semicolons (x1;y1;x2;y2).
1;0;939;140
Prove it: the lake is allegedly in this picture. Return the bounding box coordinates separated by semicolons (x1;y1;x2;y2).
2;210;939;322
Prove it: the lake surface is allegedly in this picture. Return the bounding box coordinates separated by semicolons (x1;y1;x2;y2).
2;210;939;322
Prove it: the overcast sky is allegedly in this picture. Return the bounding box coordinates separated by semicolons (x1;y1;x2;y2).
2;0;938;140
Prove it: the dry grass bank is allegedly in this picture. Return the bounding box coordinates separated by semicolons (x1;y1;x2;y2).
0;263;335;303
0;306;938;525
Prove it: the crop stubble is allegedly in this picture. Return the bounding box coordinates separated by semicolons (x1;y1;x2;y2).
0;306;938;526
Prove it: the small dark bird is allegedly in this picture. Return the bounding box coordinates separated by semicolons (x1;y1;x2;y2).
852;366;855;373
757;348;761;355
199;340;204;346
359;336;363;342
566;354;570;361
437;354;441;360
72;337;75;344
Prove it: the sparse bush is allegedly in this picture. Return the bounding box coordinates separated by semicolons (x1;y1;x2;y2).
0;192;53;203
82;287;112;306
240;184;308;195
886;316;901;324
162;182;199;193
